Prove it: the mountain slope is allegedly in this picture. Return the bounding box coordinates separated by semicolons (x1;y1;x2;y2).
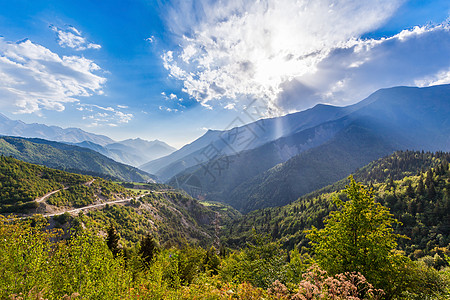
0;136;155;182
106;138;176;166
228;119;397;212
0;113;114;145
140;102;364;180
230;85;450;212
170;84;450;212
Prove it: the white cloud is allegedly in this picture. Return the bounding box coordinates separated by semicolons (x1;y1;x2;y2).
415;68;450;87
224;103;235;110
0;37;106;114
162;0;404;114
161;91;184;102
77;103;134;126
146;36;155;43
158;105;179;112
275;23;450;111
51;25;101;51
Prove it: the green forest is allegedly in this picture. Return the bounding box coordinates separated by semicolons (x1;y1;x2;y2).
1;151;450;299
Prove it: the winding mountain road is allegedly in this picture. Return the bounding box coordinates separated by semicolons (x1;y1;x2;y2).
35;188;67;203
34;179;96;203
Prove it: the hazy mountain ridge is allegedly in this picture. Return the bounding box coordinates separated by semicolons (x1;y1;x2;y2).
0;136;155;182
140;105;357;181
107;138;176;166
139;89;385;181
0;113;114;146
0;114;176;167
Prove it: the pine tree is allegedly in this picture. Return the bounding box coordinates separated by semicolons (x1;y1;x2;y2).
417;176;425;196
425;169;433;188
427;182;437;200
271;221;279;240
406;182;415;198
204;246;220;274
140;234;159;264
106;225;120;257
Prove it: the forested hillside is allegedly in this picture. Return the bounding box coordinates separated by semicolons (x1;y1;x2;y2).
222;151;450;260
0;155;236;247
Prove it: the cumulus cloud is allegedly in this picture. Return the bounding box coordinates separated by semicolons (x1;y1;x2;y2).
162;0;404;114
51;25;101;51
0;37;106;114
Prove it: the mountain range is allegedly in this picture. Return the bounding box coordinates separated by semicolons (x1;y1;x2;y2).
153;84;450;212
0;136;155;182
0;113;176;167
71;138;176;167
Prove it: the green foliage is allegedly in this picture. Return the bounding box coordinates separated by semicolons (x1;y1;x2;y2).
307;177;401;273
0;155;133;212
140;234;160;264
2;151;450;298
219;231;290;288
85;191;218;247
0;215;133;299
398;260;450;300
222;151;450;259
106;225;121;257
1;214;448;299
307;177;408;296
46;179;131;207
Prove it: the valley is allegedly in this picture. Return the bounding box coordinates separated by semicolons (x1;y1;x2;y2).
2;2;450;298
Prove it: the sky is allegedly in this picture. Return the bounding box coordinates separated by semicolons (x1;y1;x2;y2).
0;0;449;148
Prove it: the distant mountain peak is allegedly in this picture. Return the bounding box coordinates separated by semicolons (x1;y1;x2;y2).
0;113;114;146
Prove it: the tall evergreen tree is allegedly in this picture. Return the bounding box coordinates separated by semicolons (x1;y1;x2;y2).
106;225;120;257
406;181;415;198
427;182;437;200
140;234;159;264
417;176;425;196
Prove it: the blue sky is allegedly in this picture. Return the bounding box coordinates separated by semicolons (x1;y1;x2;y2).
0;0;449;148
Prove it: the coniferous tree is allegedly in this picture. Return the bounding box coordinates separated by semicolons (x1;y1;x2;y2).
427;182;437;200
425;169;433;188
406;182;415;198
140;234;159;264
417;176;425;196
204;246;220;274
106;225;120;257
